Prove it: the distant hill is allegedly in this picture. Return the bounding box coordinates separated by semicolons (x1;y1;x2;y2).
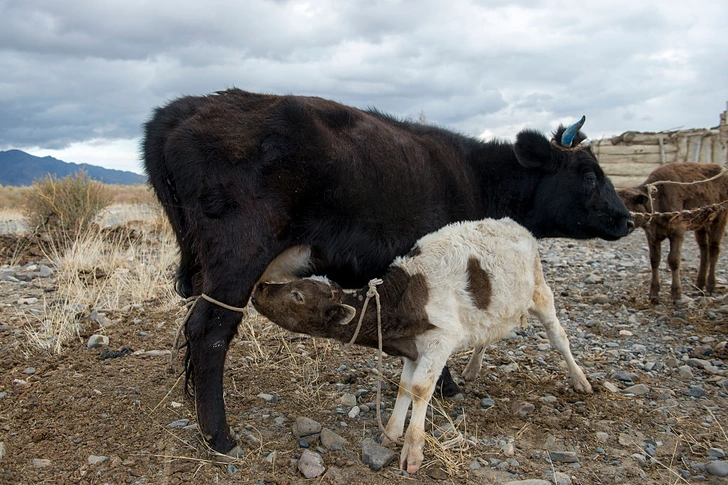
0;149;146;186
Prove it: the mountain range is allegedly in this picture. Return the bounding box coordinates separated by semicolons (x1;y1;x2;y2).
0;149;146;186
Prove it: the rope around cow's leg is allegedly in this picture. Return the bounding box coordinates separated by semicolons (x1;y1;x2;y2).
168;294;248;373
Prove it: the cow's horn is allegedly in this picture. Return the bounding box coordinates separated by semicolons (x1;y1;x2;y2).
561;115;586;147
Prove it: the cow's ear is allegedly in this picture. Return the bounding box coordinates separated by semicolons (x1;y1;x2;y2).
514;129;557;171
325;304;356;326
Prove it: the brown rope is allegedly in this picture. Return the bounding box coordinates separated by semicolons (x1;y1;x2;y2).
631;169;728;230
169;293;247;371
344;278;401;444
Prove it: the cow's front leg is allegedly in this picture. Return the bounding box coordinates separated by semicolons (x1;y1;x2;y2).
185;300;243;454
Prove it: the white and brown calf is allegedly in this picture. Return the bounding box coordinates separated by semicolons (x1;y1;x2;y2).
251;218;592;474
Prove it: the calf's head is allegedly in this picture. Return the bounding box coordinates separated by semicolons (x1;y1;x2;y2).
514;116;634;240
616;187;650;228
251;278;356;337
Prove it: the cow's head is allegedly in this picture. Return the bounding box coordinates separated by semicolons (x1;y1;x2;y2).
513;116;634;240
251;277;356;337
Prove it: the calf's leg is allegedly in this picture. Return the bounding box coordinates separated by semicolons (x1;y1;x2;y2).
695;228;709;291
399;341;451;474
382;358;416;444
705;215;728;294
462;345;486;381
646;232;664;303
530;265;592;393
667;232;685;302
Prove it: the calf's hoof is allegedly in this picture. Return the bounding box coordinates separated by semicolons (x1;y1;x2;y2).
573;378;593;394
399;442;424;474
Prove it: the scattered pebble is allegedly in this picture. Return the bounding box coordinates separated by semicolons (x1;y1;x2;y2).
87;334;109;349
292;417;322;437
706;460;728;477
88;455;108;465
297;450;325;479
361;438;395;471
550;451;579;463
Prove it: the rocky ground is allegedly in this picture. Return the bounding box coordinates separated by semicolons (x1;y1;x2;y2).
1;227;728;484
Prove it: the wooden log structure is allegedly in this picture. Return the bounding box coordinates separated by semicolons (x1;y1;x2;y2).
593;105;728;188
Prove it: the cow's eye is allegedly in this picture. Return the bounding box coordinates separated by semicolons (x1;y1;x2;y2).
291;291;304;303
584;172;597;188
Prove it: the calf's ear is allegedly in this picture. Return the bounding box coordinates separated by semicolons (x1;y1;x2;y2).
514;130;558;171
325;304;356;326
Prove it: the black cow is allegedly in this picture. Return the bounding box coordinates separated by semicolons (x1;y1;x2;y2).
142;88;632;455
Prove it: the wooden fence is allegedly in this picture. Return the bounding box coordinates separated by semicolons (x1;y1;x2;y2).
593;106;728;188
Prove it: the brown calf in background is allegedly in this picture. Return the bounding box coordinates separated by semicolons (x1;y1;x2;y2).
618;162;728;303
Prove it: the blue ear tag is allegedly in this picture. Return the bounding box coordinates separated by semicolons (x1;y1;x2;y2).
560;115;586;147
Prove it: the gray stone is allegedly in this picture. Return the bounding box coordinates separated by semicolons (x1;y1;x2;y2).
88;455;108;465
361;438;395;471
32;458;51;467
603;381;619;393
622;384;650;396
481;397;495;408
292;417;322;437
347;406;360;418
24;367;36;375
707;448;726;458
257;393;275;402
320;428;348;450
39;265;53;277
677;365;694;379
685;386;706;398
0;441;4;462
549;471;573;485
87;334;109;349
550;451;579;463
339;393;357;407
167;419;190;428
512;401;535;418
610;371;635;382
543;435;557;450
226;464;238;475
88;311;113;328
297;449;325;479
706;460;728;477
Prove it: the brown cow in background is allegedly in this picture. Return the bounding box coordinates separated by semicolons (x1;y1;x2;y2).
618;162;728;303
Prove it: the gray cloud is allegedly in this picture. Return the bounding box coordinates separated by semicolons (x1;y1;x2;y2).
1;0;726;163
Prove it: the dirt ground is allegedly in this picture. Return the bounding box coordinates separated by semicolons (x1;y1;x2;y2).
1;230;727;484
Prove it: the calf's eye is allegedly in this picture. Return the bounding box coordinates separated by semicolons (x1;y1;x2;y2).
291;291;304;303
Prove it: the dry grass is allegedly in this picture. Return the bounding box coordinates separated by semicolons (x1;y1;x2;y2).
0;182;154;209
20;217;179;353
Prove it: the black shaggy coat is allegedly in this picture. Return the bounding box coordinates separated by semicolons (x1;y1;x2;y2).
143;88;632;453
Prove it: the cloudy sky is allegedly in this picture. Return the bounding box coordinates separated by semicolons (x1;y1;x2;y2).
1;0;726;175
